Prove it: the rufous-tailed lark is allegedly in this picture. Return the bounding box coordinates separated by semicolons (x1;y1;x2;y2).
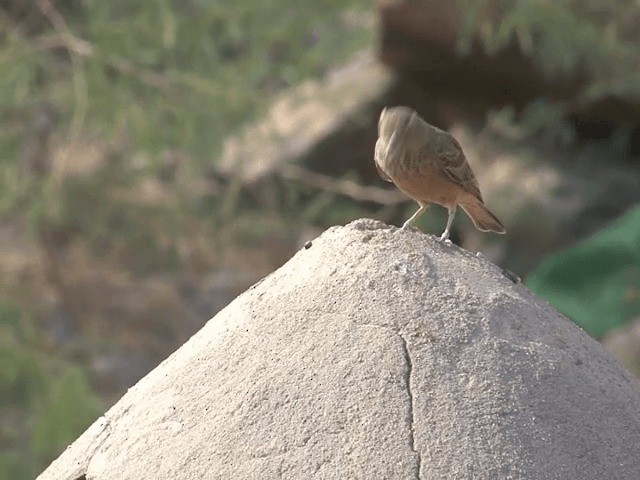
375;106;505;241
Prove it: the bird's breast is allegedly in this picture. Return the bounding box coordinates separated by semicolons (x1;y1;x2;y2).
392;166;465;208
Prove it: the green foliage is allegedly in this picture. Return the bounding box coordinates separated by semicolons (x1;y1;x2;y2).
0;2;373;473
0;451;33;480
486;99;576;147
31;367;103;459
0;0;375;271
1;1;373;169
457;0;640;102
0;302;103;479
526;204;640;338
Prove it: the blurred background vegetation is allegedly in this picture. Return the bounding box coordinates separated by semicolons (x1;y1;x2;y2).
1;0;373;476
1;0;639;477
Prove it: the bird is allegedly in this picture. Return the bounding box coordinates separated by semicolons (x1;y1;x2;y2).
374;106;506;241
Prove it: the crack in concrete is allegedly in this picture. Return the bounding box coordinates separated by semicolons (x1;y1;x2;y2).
352;321;423;477
398;332;422;479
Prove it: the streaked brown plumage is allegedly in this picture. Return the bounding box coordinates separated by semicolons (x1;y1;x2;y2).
375;106;505;240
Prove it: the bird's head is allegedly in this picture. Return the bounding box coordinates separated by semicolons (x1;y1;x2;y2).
378;106;419;141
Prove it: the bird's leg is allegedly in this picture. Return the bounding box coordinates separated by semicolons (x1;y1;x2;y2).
402;202;427;229
439;205;457;241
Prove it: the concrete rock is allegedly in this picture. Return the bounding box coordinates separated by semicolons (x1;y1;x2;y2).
39;219;640;479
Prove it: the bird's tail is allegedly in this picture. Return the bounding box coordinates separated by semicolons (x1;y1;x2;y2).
459;195;506;234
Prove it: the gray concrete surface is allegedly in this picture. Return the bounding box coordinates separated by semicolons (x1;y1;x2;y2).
39;219;640;479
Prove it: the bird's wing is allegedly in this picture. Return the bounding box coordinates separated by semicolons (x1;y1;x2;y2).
374;138;392;182
434;135;482;201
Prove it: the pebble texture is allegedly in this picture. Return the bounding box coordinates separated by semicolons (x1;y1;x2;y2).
39;219;640;479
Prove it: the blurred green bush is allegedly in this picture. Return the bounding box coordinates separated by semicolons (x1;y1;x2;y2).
0;1;373;475
0;303;103;480
526;204;640;338
459;0;640;103
1;0;373;174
